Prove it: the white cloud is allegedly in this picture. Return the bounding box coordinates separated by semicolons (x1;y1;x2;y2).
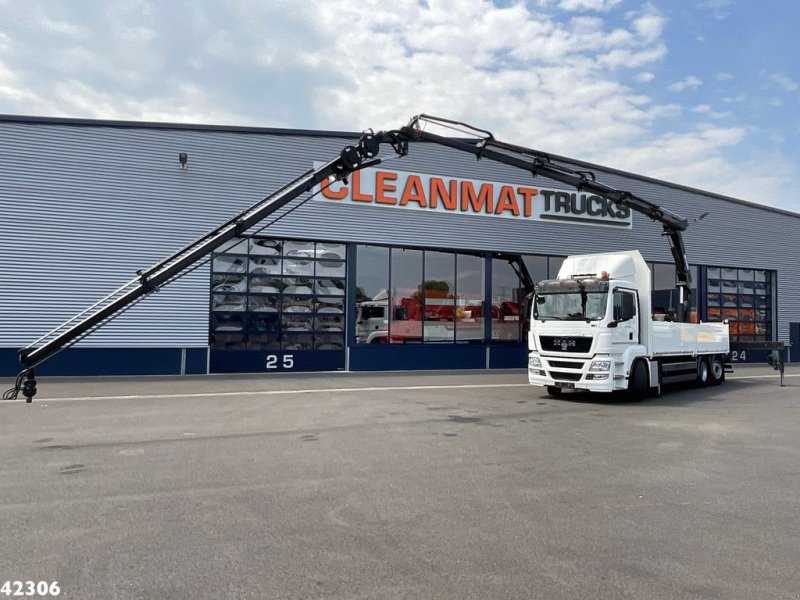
556;0;623;11
714;72;734;81
631;12;666;44
768;73;799;92
0;0;795;212
697;0;734;19
667;75;703;92
690;104;731;118
722;93;747;104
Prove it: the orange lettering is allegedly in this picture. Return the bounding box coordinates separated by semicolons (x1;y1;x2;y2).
400;175;427;207
495;186;520;216
376;171;397;204
321;176;347;200
352;170;374;203
430;177;457;210
517;187;538;217
461;181;493;213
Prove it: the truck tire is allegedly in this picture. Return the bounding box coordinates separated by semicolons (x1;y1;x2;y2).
627;360;649;401
709;355;725;385
546;386;563;398
697;357;710;387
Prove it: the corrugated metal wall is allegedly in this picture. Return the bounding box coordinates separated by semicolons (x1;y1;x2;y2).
1;118;798;348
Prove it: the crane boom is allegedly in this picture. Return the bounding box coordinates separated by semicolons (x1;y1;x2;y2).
6;115;693;402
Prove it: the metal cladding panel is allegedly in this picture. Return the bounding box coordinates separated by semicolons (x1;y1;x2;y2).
1;119;799;348
0;123;354;348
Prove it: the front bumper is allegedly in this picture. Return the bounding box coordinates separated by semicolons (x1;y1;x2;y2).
527;352;617;393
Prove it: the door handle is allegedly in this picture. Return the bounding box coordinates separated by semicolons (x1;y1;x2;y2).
629;332;633;340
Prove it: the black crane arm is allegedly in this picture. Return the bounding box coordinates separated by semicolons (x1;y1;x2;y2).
7;115;691;402
5;128;413;401
397;115;693;320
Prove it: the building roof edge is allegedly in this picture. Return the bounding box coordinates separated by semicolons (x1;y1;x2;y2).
2;113;797;219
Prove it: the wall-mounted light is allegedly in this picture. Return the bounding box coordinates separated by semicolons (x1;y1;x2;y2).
179;152;188;169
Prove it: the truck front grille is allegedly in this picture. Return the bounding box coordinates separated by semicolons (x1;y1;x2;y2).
548;371;583;382
547;360;586;369
539;336;592;353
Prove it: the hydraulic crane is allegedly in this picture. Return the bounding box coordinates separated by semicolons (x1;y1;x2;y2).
4;114;692;402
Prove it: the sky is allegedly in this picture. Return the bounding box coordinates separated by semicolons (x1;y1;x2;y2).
0;0;798;212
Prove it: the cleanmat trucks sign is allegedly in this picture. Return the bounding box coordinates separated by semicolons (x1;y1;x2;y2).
317;166;632;229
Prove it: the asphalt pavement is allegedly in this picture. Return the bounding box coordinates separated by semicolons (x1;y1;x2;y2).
1;366;798;599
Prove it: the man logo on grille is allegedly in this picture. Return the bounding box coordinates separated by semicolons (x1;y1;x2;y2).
555;338;576;351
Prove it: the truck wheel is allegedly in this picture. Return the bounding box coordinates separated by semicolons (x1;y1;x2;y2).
697;358;710;387
709;356;725;385
546;386;563;398
627;360;649;401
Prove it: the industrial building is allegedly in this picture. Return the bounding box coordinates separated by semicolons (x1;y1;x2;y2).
1;114;797;377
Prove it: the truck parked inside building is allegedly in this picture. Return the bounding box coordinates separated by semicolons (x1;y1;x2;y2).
355;254;533;344
527;250;729;399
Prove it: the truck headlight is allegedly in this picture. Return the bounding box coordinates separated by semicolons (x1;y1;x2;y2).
529;355;542;368
589;359;611;372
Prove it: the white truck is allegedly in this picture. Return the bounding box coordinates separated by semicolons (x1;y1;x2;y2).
527;250;729;398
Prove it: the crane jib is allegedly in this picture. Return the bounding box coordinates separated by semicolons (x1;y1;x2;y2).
6;114;695;402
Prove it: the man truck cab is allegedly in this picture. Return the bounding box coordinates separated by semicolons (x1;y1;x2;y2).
527;251;729;398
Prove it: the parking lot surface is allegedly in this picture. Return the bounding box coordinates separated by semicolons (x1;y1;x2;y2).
1;366;798;599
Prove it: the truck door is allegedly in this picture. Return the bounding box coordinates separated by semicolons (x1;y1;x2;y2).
611;289;639;346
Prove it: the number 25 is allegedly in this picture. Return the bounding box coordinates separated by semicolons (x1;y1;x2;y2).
266;354;294;369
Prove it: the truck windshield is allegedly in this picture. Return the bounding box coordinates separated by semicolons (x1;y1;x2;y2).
533;292;608;321
360;306;385;320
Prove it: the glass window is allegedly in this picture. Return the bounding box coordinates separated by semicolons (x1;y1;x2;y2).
250;276;282;294
390;248;423;344
491;257;524;343
317;242;345;260
523;255;548;286
223;239;249;254
456;253;485;343
423;251;456;342
283;240;315;256
213;255;247;274
613;290;636;321
653;263;675;291
356;245;389;303
355;245;389;344
651;263;698;322
250;256;282;275
703;266;774;341
651;263;675;316
210;237;346;351
250;238;281;256
283;255;315;276
548;256;565;279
